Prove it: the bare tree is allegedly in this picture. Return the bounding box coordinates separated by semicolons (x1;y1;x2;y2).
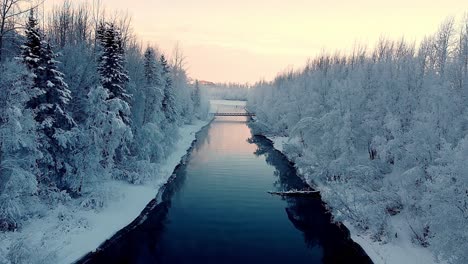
433;17;455;78
171;42;188;73
47;0;91;48
73;3;91;45
455;15;468;91
110;10;133;49
0;0;43;62
91;0;104;50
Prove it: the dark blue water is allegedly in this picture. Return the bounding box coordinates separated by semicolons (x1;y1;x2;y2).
78;115;371;264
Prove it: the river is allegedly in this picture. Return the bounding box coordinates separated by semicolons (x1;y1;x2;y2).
78;102;371;264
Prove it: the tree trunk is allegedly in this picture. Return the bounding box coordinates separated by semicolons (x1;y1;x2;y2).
0;35;3;62
0;24;4;62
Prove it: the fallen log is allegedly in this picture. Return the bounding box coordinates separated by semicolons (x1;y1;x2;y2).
267;189;320;198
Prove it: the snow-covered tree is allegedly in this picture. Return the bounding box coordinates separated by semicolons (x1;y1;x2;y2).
35;42;76;188
20;10;76;190
142;46;163;125
424;136;468;263
160;54;178;123
248;17;468;264
170;45;194;123
81;85;132;177
0;61;40;231
96;22;130;104
94;22;133;174
192;80;201;114
0;3;206;261
124;46;166;164
20;9;41;73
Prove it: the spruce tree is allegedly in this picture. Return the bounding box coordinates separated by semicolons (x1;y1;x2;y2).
21;9;42;111
192;80;201;110
97;23;130;103
35;42;75;134
160;54;177;123
20;10;76;189
21;9;41;71
97;22;131;124
143;47;163;124
95;22;133;166
144;47;159;86
35;42;76;188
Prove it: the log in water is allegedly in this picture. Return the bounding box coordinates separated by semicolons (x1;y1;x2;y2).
267;190;321;198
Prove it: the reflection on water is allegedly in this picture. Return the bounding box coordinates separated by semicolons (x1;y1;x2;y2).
78;112;371;264
249;136;371;263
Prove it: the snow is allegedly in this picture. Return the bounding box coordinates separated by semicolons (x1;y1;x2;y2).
210;99;247;106
210;99;246;113
348;219;444;264
0;120;209;264
267;136;441;264
268;136;288;152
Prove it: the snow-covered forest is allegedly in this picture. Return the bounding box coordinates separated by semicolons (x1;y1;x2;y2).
202;82;249;101
248;17;468;263
0;0;207;260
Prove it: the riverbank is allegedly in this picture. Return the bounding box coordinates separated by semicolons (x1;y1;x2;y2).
0;120;210;264
264;135;440;264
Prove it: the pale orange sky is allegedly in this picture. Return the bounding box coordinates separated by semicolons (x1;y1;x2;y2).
45;0;467;83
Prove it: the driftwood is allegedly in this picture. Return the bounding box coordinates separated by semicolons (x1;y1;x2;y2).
268;189;320;198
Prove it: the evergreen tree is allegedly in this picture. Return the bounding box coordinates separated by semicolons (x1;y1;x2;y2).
95;22;133;167
20;10;76;188
192;80;201;111
160;54;177;123
35;42;75;133
35;43;76;187
143;47;163;125
21;9;42;111
97;22;131;124
97;23;130;102
21;9;41;71
144;47;159;86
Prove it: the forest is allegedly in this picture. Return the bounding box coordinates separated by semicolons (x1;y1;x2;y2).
1;0;467;263
202;82;249;101
0;0;207;256
248;17;468;263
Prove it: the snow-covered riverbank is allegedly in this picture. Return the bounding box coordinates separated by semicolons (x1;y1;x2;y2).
0;120;209;264
267;136;441;264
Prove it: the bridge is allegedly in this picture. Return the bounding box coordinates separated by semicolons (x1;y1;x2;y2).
213;112;256;117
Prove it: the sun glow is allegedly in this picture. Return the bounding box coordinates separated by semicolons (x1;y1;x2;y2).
45;0;467;83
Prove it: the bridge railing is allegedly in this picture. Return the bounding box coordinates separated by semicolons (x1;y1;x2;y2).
212;113;256;117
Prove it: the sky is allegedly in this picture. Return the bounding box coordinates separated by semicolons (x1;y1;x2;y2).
45;0;467;83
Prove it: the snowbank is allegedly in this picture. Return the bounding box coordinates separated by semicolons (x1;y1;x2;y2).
269;136;288;152
0;120;209;264
267;136;441;264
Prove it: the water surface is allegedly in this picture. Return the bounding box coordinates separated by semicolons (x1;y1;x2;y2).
79;110;371;264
